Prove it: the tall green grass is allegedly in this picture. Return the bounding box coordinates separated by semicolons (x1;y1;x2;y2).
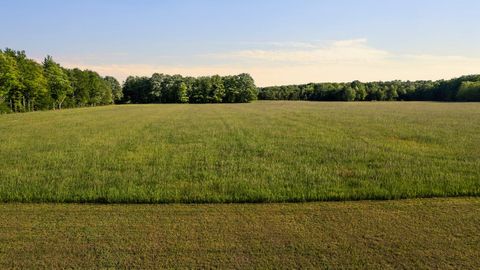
0;101;479;203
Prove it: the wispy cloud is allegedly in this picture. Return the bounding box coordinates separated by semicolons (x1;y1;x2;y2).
214;39;389;64
58;39;480;86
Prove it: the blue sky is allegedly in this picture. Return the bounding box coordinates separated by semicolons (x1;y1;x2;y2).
1;0;480;86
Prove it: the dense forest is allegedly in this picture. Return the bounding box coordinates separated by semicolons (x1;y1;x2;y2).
2;48;480;114
122;73;257;104
258;76;480;102
0;49;257;113
0;49;122;113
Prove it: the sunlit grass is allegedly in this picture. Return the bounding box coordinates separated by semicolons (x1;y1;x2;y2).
0;101;479;202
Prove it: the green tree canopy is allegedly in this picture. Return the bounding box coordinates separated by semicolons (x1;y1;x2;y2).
43;56;73;109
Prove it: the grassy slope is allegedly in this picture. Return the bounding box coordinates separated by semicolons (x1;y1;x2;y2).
0;101;479;202
0;198;479;269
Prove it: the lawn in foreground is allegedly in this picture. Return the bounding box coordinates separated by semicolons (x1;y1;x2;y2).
0;101;479;202
1;198;479;269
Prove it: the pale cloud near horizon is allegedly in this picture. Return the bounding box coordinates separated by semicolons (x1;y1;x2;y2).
58;39;480;87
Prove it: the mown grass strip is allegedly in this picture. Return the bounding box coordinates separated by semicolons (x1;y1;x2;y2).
1;198;479;269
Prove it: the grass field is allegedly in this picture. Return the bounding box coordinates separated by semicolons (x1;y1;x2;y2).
1;101;479;202
1;198;479;269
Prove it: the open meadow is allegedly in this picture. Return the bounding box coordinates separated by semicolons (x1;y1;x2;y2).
0;101;479;203
3;1;480;268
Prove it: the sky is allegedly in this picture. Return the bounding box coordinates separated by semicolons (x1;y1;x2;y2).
1;0;480;86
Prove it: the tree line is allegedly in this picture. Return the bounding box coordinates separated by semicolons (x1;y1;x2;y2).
2;48;480;114
258;75;480;102
0;49;123;113
121;73;257;104
0;49;258;113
